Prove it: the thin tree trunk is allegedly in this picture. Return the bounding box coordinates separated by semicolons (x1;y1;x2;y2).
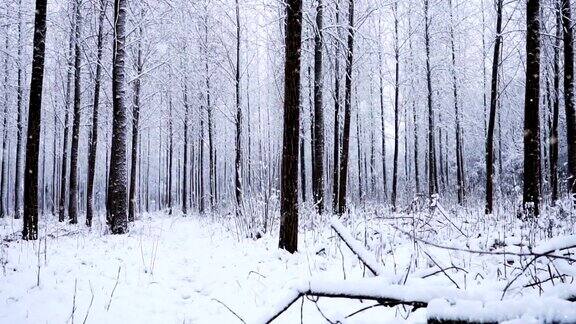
449;0;465;205
235;0;243;216
408;9;420;195
391;2;400;210
562;0;576;198
68;0;82;224
128;29;143;223
356;106;362;203
481;0;488;140
424;0;438;198
523;0;541;217
0;27;9;218
278;0;303;253
182;80;190;215
300;128;306;202
206;62;215;211
246;74;252;196
23;0;48;240
337;0;354;215
370;84;376;198
86;0;106;227
107;0;129;234
14;0;24;219
145;129;150;212
52;112;58;216
312;0;324;213
200;105;206;214
58;6;76;222
157;122;162;210
167;98;173;214
485;0;503;214
331;0;341;213
379;48;387;200
550;1;561;204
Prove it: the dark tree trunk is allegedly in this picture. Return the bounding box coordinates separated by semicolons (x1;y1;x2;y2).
207;73;215;211
41;125;46;214
52;112;58;216
562;0;576;198
15;0;24;219
278;0;303;253
182;82;189;215
356;107;362;204
68;0;82;224
482;0;488;140
449;0;465;205
408;10;420;195
523;0;541;217
0;27;9;218
550;1;561;204
204;12;214;211
331;0;341;213
128;25;143;222
391;2;400;210
312;0;324;214
300;128;306;202
59;7;76;222
370;92;376;198
308;66;314;205
86;0;106;227
200;105;206;214
157;123;162;210
23;0;48;240
336;0;354;215
424;0;438;198
235;0;243;216
246;74;252;196
107;0;129;234
144;130;150;212
167;98;173;214
379;50;387;200
485;0;503;214
438;111;445;191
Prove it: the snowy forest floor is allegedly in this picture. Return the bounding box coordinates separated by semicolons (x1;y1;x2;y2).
1;201;576;323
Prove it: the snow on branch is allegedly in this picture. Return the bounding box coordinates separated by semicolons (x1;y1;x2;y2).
532;234;576;255
427;296;576;323
252;277;466;323
330;218;385;276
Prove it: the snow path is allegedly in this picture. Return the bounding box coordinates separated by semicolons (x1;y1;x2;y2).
0;214;408;323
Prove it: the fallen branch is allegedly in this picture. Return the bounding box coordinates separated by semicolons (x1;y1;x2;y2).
330;219;384;276
212;298;246;324
253;277;464;323
106;266;121;311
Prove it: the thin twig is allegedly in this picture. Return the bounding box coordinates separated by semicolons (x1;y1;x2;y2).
106;266;121;311
211;298;246;324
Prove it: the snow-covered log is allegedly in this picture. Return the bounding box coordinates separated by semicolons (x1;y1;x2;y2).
253;277;465;323
330;218;385;276
427;297;576;323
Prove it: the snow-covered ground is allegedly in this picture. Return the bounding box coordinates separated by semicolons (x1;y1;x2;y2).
0;212;410;323
1;204;575;323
